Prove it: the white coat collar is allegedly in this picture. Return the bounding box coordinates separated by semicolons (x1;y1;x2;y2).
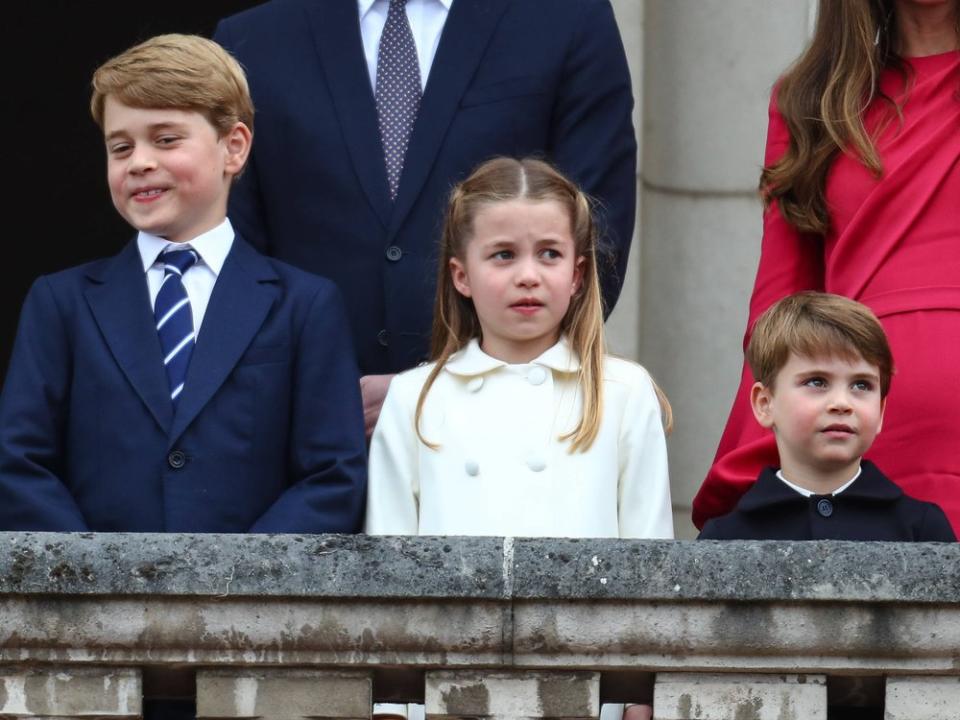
444;337;580;377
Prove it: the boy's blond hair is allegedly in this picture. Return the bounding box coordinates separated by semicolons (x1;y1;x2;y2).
90;34;253;136
747;291;894;397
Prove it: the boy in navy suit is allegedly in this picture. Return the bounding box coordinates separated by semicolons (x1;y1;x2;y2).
700;292;954;542
0;34;367;533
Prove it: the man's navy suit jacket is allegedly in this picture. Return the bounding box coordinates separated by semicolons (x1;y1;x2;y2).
0;236;367;533
215;0;637;374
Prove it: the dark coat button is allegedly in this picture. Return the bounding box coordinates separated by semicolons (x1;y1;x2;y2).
377;329;390;347
385;245;403;262
168;450;186;469
816;498;834;518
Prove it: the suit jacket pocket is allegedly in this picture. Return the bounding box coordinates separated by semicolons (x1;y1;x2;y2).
238;344;290;366
460;75;544;108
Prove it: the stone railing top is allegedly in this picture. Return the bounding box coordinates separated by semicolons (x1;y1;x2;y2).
0;532;957;603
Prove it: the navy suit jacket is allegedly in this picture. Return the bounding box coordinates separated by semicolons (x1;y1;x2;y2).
699;462;957;542
215;0;637;374
0;236;367;533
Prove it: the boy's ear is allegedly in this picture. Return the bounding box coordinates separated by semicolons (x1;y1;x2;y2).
223;121;252;176
877;396;887;434
450;257;472;298
750;381;775;429
571;255;585;295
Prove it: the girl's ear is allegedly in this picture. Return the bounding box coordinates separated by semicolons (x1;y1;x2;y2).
450;257;472;297
750;381;775;429
571;256;586;295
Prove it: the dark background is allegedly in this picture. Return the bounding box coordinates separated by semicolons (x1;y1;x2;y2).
5;2;263;380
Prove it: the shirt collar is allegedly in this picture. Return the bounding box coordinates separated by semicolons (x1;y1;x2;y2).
137;218;235;276
444;336;580;377
776;466;862;498
358;0;452;18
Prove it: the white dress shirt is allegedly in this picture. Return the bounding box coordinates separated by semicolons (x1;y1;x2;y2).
358;0;452;91
137;219;235;338
366;338;675;539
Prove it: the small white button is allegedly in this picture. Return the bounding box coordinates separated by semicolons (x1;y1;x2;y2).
527;366;547;385
465;460;480;476
526;456;547;472
467;376;484;393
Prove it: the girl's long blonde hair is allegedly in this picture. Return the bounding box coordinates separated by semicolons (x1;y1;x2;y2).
762;0;960;235
415;157;671;452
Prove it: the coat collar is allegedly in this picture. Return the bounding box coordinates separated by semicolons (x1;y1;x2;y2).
739;460;902;513
444;336;580;377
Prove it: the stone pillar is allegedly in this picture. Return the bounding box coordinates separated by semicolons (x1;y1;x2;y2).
639;0;815;537
653;673;826;720
885;677;960;720
196;669;372;720
605;0;643;360
425;670;599;720
0;666;141;718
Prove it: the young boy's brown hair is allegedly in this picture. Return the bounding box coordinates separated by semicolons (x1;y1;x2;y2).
90;33;254;137
746;291;894;397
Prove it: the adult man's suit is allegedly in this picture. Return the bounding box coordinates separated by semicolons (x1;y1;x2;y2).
0;237;367;533
215;0;637;375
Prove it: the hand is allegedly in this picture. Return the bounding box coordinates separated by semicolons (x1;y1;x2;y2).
360;373;396;439
623;704;653;720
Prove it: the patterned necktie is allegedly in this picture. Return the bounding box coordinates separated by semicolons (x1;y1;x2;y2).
375;0;422;200
154;248;199;405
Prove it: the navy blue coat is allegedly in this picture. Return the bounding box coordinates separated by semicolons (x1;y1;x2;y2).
699;461;956;542
214;0;637;374
0;237;367;533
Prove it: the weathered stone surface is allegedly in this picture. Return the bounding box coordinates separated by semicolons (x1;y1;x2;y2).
196;669;371;719
425;670;598;719
2;534;958;603
885;676;960;719
0;533;506;599
653;673;826;720
510;539;960;602
0;666;141;717
1;534;959;678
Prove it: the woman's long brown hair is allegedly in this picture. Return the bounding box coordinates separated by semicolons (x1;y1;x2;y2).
762;0;959;235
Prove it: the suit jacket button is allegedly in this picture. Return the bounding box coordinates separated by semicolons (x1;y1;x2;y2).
168;450;186;469
816;498;834;518
377;329;390;347
385;245;403;262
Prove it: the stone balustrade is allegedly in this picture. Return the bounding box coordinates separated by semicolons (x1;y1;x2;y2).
1;532;958;718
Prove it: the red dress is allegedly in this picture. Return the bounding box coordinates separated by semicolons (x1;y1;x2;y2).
694;52;960;532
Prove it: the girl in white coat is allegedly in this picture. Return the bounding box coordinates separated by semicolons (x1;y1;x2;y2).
366;157;673;720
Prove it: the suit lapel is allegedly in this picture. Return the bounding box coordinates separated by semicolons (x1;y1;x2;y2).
389;0;511;236
168;238;278;445
306;0;393;229
84;241;173;434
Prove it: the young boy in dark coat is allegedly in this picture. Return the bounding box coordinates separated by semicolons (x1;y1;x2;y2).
700;292;954;541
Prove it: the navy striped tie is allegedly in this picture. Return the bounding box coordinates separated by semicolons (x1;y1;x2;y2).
154;248;199;405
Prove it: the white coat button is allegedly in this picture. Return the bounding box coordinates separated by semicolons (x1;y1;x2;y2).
467;376;484;393
465;459;480;476
527;366;547;385
526;456;547;472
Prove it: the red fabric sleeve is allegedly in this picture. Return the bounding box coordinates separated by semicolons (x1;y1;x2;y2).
692;94;825;529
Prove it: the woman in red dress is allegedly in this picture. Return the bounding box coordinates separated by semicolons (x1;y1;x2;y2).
694;0;960;532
